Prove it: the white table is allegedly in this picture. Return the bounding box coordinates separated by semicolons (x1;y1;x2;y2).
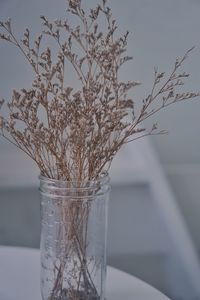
0;246;170;300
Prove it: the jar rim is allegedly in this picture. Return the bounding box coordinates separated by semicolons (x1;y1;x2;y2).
39;171;110;187
39;172;110;191
39;171;110;199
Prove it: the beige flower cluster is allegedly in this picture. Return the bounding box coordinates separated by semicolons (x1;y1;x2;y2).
0;0;199;181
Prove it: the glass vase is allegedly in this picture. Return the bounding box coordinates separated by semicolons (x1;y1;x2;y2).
39;173;110;300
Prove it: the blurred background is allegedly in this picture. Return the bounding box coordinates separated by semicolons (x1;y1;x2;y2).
0;0;200;299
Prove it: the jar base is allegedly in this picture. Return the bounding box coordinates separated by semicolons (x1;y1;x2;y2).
50;288;101;300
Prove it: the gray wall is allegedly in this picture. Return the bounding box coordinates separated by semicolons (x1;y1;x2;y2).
1;0;200;159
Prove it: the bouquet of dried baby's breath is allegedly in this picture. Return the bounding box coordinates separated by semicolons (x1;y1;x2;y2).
0;0;199;181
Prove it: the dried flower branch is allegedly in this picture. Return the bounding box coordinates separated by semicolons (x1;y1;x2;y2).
0;0;199;181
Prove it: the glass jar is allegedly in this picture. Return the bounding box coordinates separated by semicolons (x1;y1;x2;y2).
39;173;110;300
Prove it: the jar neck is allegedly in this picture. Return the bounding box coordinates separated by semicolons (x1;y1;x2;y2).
39;172;110;200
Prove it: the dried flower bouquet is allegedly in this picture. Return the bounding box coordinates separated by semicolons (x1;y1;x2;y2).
0;0;199;299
